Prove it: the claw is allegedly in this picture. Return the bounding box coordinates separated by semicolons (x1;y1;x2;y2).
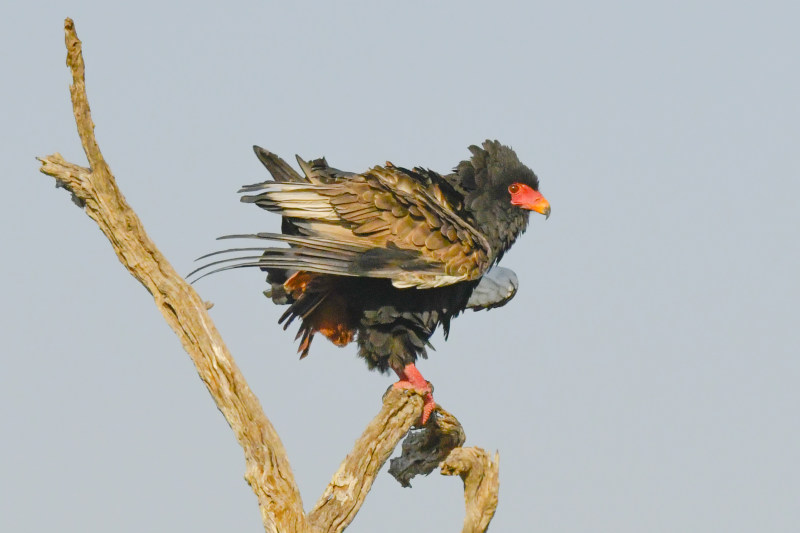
392;363;436;425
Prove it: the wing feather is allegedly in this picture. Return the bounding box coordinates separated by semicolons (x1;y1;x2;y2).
215;164;493;288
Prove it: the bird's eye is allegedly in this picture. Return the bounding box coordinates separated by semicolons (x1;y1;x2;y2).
508;183;520;194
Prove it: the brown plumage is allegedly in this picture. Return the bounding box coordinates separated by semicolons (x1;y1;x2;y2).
192;141;550;423
236;163;493;289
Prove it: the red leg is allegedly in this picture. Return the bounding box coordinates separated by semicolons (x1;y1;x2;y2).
392;363;435;424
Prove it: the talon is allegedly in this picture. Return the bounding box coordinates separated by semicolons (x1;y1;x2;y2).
392;363;436;424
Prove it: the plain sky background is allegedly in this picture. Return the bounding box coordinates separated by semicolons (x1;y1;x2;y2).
2;1;798;532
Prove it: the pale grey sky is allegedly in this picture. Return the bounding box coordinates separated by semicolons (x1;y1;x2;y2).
3;1;799;532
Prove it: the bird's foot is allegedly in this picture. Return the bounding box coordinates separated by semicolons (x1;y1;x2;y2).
393;363;435;425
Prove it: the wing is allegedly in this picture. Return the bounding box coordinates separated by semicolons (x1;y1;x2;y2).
194;164;493;289
245;146;359;187
466;266;518;310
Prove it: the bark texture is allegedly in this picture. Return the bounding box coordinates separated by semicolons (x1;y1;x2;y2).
441;448;501;533
38;18;500;533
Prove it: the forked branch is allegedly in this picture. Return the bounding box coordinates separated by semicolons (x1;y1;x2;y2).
40;18;304;533
38;18;499;533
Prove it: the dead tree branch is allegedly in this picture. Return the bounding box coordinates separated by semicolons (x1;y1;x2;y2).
37;18;500;533
39;18;305;533
441;448;501;533
308;390;423;532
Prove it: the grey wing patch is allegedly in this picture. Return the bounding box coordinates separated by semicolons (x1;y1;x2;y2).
350;244;441;274
187;233;444;285
467;267;519;311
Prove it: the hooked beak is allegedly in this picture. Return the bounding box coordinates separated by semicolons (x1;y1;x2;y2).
514;189;550;219
530;196;551;219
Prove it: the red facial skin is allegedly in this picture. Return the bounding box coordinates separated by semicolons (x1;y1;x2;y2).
508;183;551;218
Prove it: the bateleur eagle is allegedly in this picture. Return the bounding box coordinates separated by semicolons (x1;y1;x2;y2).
193;140;550;423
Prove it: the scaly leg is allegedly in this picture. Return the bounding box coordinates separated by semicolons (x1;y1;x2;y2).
392;363;435;424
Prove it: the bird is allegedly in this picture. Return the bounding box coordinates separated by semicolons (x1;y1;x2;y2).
192;140;550;424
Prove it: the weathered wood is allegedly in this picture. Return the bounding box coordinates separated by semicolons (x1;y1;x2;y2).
38;18;501;533
308;389;424;533
40;19;305;533
441;447;501;533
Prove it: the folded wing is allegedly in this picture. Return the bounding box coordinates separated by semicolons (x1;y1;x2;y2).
193;152;493;289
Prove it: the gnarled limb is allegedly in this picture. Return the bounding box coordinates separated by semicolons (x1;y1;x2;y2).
388;404;467;487
441;448;501;533
40;18;305;533
38;18;500;533
308;389;423;533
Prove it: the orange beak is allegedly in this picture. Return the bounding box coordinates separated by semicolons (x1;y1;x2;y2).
529;195;551;219
511;185;551;219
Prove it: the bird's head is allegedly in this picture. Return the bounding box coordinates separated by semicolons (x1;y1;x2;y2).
507;181;550;219
453;140;550;258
